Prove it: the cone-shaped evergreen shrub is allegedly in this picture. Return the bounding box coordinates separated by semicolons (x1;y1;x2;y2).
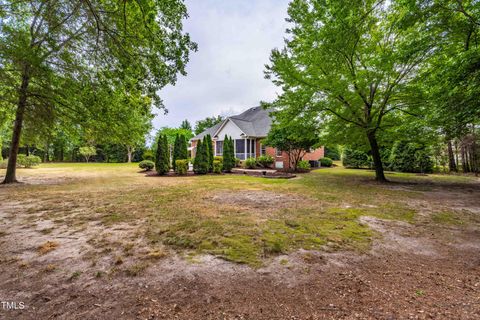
180;135;188;159
155;134;170;175
193;139;209;174
205;134;214;172
222;135;235;172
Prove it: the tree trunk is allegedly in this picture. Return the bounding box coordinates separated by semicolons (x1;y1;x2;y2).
447;140;457;172
44;142;49;162
366;131;387;182
3;64;30;184
126;146;133;163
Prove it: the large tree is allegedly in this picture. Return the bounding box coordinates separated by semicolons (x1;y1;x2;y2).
266;0;432;181
0;0;196;183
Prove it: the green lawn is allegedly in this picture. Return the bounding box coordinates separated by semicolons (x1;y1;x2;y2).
1;163;478;267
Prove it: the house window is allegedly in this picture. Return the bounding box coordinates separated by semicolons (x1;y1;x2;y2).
250;139;255;154
235;139;245;160
260;144;266;155
276;148;282;157
216;140;223;155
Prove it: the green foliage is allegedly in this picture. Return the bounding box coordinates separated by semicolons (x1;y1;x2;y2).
264;114;319;171
389;141;434;174
257;155;274;168
155;134;170;175
139;160;154;171
204;135;214;172
175;160;188;175
180;120;193;132
158;127;194;148
17;154;41;168
194;116;224;135
265;0;433;181
172;134;188;171
213;160;222;174
324;146;341;161
343;149;369;169
142;150;154;161
245;157;257;169
214;156;223;163
0;0;197;182
320;157;333;167
297;160;311;171
235;157;241;167
221;136;235;172
79;146;96;163
193;140;208;174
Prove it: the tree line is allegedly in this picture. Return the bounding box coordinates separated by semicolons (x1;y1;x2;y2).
265;0;479;181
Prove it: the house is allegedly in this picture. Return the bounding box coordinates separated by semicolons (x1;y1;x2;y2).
191;107;324;169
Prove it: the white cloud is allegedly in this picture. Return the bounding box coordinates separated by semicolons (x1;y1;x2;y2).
153;0;290;130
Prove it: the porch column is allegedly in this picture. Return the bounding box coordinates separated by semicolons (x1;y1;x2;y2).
244;138;247;159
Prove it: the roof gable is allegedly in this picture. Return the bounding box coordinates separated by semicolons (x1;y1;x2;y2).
191;106;275;141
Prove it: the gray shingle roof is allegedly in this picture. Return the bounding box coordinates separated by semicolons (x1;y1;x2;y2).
191;107;274;141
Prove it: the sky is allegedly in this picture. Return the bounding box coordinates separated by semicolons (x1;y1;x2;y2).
153;0;291;131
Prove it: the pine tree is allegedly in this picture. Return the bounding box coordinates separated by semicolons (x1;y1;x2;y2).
155;134;170;175
193;139;208;174
204;134;214;172
180;135;188;160
222;135;235;172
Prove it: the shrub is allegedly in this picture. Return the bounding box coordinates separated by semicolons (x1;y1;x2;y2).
142;150;154;161
342;148;369;168
221;136;235;172
175;159;188;175
214;156;223;163
257;155;274;168
193;139;209;174
319;157;333;167
17;154;41;168
172;134;188;171
204;134;214;172
390;141;433;173
213;160;222;174
245;157;257;169
324;146;341;160
155;134;170;175
235;157;241;167
139;160;154;171
297;160;311;171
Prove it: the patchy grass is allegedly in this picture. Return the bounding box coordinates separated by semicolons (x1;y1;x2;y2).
432;211;464;225
1;163;479;267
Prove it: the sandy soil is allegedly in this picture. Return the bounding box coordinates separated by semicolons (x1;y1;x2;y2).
0;174;479;319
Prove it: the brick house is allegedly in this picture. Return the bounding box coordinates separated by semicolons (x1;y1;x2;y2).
191;107;324;169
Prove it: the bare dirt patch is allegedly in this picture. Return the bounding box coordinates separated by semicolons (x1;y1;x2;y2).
1;166;479;319
209;190;302;209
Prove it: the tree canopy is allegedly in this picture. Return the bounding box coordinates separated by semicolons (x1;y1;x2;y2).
265;0;479;180
194;115;224;135
0;0;196;183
